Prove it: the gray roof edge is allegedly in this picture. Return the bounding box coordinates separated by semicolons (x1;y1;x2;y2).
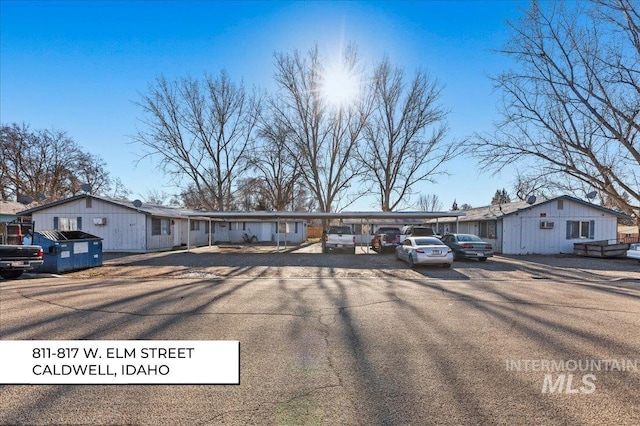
16;194;189;218
500;195;633;220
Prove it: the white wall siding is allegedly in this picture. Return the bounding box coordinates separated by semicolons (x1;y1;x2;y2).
184;219;211;247
147;216;175;251
502;199;619;254
31;198;148;252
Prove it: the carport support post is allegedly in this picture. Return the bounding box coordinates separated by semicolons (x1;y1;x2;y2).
187;217;191;252
208;219;212;247
276;219;280;252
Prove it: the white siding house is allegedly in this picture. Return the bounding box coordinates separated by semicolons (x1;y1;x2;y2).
17;195;211;252
212;220;307;244
17;195;308;252
430;195;629;255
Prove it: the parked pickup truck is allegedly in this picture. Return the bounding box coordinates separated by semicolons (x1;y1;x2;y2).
371;226;402;252
0;244;44;279
401;226;437;240
323;226;356;254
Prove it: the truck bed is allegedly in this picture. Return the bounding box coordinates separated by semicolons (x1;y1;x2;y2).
323;226;356;253
0;245;44;279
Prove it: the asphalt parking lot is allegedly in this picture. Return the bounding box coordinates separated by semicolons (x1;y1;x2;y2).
1;243;639;425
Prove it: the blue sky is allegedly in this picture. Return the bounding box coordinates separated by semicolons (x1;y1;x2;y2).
1;0;527;211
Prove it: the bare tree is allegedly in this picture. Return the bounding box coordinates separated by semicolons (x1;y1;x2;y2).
246;99;303;210
106;177;132;200
271;44;367;215
132;71;260;210
358;57;458;211
417;193;444;211
470;0;639;224
1;123;111;201
144;189;175;205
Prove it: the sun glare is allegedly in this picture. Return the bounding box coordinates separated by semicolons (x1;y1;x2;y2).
321;64;361;107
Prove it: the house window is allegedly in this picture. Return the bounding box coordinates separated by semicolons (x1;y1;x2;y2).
566;220;594;239
152;219;161;236
557;199;564;210
161;219;171;235
278;222;291;233
190;220;200;231
152;218;171;236
478;221;496;239
54;217;81;231
86;197;92;208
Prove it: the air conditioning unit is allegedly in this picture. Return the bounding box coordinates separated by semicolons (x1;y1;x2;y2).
93;217;107;226
540;220;554;229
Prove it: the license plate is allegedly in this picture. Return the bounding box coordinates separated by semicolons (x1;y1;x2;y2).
11;261;27;266
477;253;485;257
431;250;441;255
337;245;343;248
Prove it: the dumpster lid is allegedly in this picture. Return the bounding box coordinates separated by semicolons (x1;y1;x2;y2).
34;230;102;241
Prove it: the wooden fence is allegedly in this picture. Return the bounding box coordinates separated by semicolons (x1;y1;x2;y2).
307;226;324;239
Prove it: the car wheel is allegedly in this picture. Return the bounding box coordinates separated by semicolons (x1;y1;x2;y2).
408;255;415;268
0;270;24;279
478;257;488;262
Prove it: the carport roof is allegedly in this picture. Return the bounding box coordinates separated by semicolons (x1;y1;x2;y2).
185;210;466;220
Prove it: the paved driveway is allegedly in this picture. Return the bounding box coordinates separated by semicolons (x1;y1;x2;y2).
1;245;638;425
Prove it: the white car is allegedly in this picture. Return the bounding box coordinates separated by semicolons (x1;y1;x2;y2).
627;243;640;262
396;237;453;268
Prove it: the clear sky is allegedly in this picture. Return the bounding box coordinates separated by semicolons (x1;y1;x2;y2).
1;0;528;211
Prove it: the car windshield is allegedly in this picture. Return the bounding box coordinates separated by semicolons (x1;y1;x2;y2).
414;238;443;246
457;234;482;242
380;228;400;234
328;226;351;234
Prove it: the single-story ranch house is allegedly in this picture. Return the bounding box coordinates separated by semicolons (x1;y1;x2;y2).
428;195;631;255
17;194;307;252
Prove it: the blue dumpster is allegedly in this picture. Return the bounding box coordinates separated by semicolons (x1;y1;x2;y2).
30;231;103;273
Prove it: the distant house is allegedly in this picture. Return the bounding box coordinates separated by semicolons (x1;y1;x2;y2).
16;194;308;252
0;200;33;244
428;195;631;255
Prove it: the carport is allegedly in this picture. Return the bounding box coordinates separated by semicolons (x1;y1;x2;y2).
184;210;466;251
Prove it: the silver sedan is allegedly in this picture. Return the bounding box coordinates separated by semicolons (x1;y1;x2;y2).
395;237;454;268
